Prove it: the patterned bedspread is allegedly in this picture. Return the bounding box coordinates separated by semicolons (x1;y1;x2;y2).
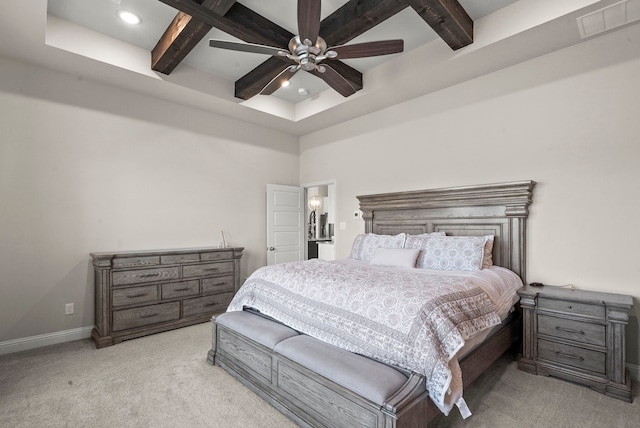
227;259;501;417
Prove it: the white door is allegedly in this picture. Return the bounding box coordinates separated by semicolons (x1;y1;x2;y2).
266;184;304;265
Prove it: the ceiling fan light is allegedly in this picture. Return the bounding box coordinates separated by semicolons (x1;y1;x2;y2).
117;10;141;25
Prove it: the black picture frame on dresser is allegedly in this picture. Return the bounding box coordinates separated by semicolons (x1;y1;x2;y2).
518;284;633;402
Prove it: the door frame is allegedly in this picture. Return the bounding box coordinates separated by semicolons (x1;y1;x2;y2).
302;179;337;260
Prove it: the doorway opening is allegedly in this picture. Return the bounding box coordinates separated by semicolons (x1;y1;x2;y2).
304;180;336;261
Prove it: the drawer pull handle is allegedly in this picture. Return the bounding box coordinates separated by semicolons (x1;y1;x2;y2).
127;293;147;298
555;326;585;335
203;302;219;307
555;351;584;361
139;273;160;278
174;287;191;292
140;313;158;319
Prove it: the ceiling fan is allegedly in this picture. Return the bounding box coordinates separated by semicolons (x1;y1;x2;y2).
208;0;404;97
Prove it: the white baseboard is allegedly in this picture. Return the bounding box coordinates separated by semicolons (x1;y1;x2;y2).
628;363;640;382
0;326;93;356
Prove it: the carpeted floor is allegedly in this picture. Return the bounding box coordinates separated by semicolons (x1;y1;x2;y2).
1;322;638;427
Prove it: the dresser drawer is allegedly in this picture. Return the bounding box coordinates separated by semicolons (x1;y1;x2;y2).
112;302;180;331
538;339;605;375
202;276;235;294
161;280;199;299
538;314;605;347
183;261;233;278
161;253;200;265
201;251;233;261
183;292;234;317
112;266;180;286
538;297;605;319
112;285;158;307
112;256;159;269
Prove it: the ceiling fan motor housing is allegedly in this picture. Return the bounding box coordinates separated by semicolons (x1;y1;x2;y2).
289;35;328;71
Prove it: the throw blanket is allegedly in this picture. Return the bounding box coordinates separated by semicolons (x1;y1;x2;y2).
227;259;501;417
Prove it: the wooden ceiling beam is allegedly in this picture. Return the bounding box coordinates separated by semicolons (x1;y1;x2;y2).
404;0;473;50
320;0;409;46
153;0;474;99
234;57;292;100
152;1;236;74
153;0;293;74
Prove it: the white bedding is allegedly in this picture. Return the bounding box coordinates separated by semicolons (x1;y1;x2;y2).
335;259;522;321
228;259;523;418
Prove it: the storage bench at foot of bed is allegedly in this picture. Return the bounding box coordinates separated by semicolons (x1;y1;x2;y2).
207;311;429;428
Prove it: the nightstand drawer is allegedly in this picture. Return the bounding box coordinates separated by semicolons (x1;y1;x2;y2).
538;339;605;375
112;302;180;331
538;314;605;347
112;285;158;307
538;297;605;319
112;266;180;286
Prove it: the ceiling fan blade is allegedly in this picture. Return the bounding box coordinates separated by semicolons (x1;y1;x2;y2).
209;39;286;57
311;64;356;97
297;0;321;45
260;66;299;95
328;39;404;59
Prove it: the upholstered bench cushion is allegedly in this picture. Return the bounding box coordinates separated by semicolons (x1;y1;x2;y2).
216;311;299;349
274;335;410;406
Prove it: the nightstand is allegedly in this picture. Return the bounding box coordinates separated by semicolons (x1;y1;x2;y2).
518;285;633;402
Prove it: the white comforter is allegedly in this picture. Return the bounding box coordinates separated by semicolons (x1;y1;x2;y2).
227;259;522;417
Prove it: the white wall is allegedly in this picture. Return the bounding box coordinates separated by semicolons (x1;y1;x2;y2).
300;25;640;365
0;59;299;343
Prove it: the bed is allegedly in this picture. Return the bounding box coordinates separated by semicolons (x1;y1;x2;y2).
208;180;535;427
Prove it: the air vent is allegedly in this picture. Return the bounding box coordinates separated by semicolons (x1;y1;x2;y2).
577;0;640;39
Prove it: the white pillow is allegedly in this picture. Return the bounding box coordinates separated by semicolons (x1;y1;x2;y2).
349;233;406;263
417;235;489;271
370;248;420;268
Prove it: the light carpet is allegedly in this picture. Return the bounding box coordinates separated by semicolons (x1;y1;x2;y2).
1;322;638;427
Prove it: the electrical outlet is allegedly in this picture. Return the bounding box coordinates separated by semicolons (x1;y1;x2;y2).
65;303;74;315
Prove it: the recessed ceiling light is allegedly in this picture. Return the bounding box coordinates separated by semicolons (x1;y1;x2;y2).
117;10;141;25
281;81;290;88
298;88;309;96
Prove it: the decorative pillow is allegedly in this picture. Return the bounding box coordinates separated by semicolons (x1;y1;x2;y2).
416;235;489;271
413;232;447;237
349;233;406;263
370;248;420;268
482;235;495;268
403;233;445;267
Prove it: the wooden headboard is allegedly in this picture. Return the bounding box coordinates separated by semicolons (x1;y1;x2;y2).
357;181;536;282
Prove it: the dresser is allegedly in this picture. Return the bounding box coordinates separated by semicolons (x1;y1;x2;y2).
518;285;633;402
91;247;243;348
